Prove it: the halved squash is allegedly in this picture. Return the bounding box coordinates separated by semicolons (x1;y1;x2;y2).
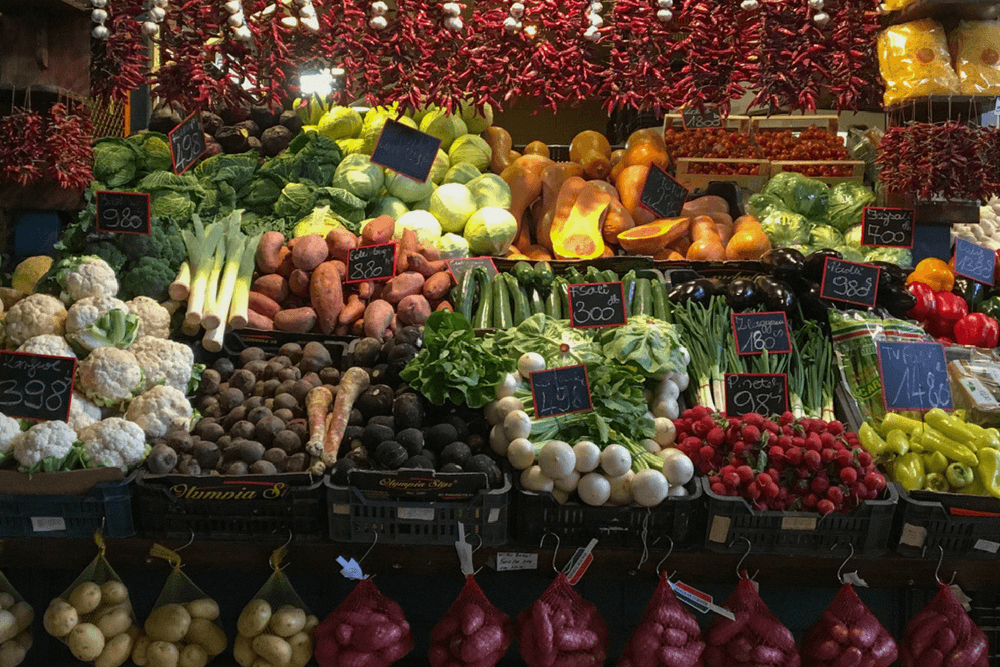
617;218;690;256
551;182;611;260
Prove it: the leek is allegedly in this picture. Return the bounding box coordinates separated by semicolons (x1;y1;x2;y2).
168;261;191;301
228;233;262;329
203;213;246;330
182;217;224;327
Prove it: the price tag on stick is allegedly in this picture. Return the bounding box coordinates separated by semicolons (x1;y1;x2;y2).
95;191;151;235
530;365;593;418
346;242;396;283
447;257;499;283
724;373;788;417
568;282;627;329
878;341;952;411
168;111;207;175
820;257;880;308
861;207;914;248
954;238;996;286
0;351;76;422
681;105;722;130
731;311;792;356
640;164;688;219
370;120;442;183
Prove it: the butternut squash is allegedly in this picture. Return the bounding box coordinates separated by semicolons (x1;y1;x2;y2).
681;196;730;218
551;181;611;260
667;236;691;257
541;176;588;252
725;215;771;261
686;216;727;261
483;127;513;174
602;199;636;246
617;218;689;255
535;163;585;251
502;163;545;251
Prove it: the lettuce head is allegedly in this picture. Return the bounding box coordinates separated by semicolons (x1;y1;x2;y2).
458;101;494;134
466;173;511;209
464;207;517;256
827;181;875;233
435;233;470;259
368;196;409;220
763;172;830;220
319;106;363;140
429;149;451;184
760;209;812;247
384;169;434;203
419;109;468;151
444;163;481;185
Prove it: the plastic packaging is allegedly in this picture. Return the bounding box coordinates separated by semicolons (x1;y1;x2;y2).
428;575;513;667
947;346;1000;426
949;21;1000;94
618;573;705;667
878;20;961;106
314;578;414;667
516;573;609;667
0;570;32;667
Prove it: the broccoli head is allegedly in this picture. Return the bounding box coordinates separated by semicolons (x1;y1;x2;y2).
119;256;176;301
83;240;128;273
120;217;187;268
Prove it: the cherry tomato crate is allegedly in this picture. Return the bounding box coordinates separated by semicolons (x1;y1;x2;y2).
0;475;135;538
703;478;898;555
514;480;705;549
893;484;1000;559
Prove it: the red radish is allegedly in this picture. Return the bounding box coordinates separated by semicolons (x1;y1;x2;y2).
704;574;798;667
518;574;608;667
315;579;414;667
901;584;989;667
429;576;512;667
619;573;705;667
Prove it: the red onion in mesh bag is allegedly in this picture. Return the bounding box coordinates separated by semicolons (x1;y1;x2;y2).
704;574;800;667
801;584;897;667
618;573;706;667
517;573;609;667
315;578;415;667
429;575;514;667
901;583;989;667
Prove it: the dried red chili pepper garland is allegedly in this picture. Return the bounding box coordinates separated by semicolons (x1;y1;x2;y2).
465;0;541;110
90;1;150;104
45;104;95;191
0;109;46;187
320;0;384;105
749;0;827;113
821;0;882;111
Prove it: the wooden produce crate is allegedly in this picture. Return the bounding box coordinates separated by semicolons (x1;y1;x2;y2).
749;114;840;136
674;157;771;191
770;160;866;185
663;114;751;132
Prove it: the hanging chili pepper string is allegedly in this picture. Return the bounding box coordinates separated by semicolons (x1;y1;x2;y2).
45;103;95;191
601;0;681;114
823;0;881;112
749;0;827;113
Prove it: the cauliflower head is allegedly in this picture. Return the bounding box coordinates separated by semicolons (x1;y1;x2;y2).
126;385;192;439
0;413;21;457
77;347;144;408
79;418;148;471
68;392;103;434
66;296;140;352
17;334;76;359
65;256;119;303
11;420;77;469
127;296;171;339
130;336;194;393
5;294;67;346
66;295;129;333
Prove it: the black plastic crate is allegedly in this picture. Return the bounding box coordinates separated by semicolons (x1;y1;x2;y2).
0;477;134;538
971;592;1000;667
514;480;705;549
703;478;898;555
893;484;1000;558
326;474;511;546
134;473;326;540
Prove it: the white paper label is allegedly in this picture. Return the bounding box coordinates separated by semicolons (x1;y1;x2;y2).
899;523;928;548
708;516;731;543
488;508;500;523
397;507;435;521
31;517;66;532
984;367;1000;386
962;378;998;406
455;523;474;576
496;552;538;571
781;516;817;531
952;584;973;612
842;572;869;588
974;539;1000;554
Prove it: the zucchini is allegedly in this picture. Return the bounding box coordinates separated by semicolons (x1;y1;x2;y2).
621;269;637;317
634;278;652;316
512;261;535;287
585;265;604;283
651;279;669;321
505;273;531;325
457;267;478;322
565;267;585;286
473;267;493;329
545;282;562;319
529;287;547;315
556;277;570;318
601;269;619;284
533;261;555;291
492;273;513;330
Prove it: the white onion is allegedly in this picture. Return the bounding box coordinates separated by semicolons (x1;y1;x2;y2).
600;444;632;478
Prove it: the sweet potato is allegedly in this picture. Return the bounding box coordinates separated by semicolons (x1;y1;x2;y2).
382;272;425;305
292;234;329;271
326;228;359;264
332;260;347;282
397;294;431;326
311;261;344;334
338;294;366;325
274;307;317;333
276;247;295;278
358;281;375;300
252;274;289;303
362;215;395;245
435;300;454;312
288;269;311;297
255;231;286;273
363;300;394;341
419;244;441;262
247;310;274;330
351;319;365;336
422;272;453;301
399;228;419;256
334;323;350;335
407;253;439;279
248;292;282;319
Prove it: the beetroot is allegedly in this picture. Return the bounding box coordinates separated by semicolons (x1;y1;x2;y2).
429;575;513;667
314;578;415;667
900;583;989;667
619;573;705;667
801;584;897;667
704;574;800;667
517;573;609;667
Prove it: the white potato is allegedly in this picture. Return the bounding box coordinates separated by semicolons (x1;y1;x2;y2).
99;582;129;607
43;601;78;638
145;640;180;667
268;606;306;638
184;599;220;621
145;605;191;643
178;642;208;667
96;605;132;639
233;634;256;667
68;623;105;661
185;618;226;656
237;600;271;638
69;582;102;615
9;603;31;635
94;632;133;667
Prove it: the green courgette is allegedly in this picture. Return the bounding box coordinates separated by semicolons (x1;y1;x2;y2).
473;267;493;328
601;269;619;284
529;287;547;315
545;281;562;319
621;269;637;317
492;273;513;329
512;261;535;287
457;267;478;322
585;265;604;283
505;273;530;325
555;277;570;318
634;278;652;316
651;279;669;321
565;267;585;286
534;261;555;291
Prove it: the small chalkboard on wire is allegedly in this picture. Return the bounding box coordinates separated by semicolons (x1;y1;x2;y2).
568;282;627;329
95;191;151;235
346;243;397;283
168;111;207;175
530;365;593;418
370;120;441;183
0;351;76;422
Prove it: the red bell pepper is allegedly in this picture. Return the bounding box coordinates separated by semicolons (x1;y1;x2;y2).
934;291;969;325
906;282;936;321
954;312;1000;348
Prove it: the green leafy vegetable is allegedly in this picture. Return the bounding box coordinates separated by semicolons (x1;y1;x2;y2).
598;316;686;378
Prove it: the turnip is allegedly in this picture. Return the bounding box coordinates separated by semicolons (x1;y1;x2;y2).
653;399;680;420
551;488;570;504
674;370;689;391
538;441;575;480
497;396;524;419
553;471;580;493
577;473;611;506
641;439;660;454
520;466;554;493
607;471;634;506
654;418;676;447
517;353;545;377
489;425;510;456
504;410;532;440
660;449;694;486
658;378;680;402
599;444;631;478
507;438;537;470
632;470;669;507
572;441;601;473
495;373;520;398
668;485;688;497
484;401;503;426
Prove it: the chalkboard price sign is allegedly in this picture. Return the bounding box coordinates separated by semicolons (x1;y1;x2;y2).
530;365;593;419
861;207;914;248
724;373;788;417
731;311;792;356
346;243;397;283
0;351;76;422
447;257;499;283
878;341;952;411
370;120;442;183
640;164;688;219
954;238;996;286
820;257;880;308
168;111;207;175
95;191;151;235
681;106;722;130
568;282;627;329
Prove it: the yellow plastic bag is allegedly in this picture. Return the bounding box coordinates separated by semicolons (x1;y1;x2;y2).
42;531;139;667
878;20;961;106
134;543;228;666
949;21;1000;94
233;544;317;667
0;569;33;667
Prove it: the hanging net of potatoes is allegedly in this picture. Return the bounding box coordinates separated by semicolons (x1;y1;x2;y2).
0;569;33;667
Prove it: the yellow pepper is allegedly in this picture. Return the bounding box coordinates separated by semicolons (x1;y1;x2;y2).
977;447;1000;499
906;257;954;292
920;426;980;467
923;450;949;474
879;413;923;437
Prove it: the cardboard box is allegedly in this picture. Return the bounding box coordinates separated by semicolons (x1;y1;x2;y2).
0;467;124;496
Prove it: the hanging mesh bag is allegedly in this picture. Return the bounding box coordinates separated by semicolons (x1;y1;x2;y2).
618;573;706;667
516;572;609;667
703;573;800;667
314;578;415;667
429;574;514;667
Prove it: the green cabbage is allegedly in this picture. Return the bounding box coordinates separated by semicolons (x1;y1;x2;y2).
274;182;316;219
336;137;366;155
93;139;138;188
430;183;478;233
435;233;470;259
449;135;492;172
360;106;417;154
844;224;863;247
464;206;516;255
838;246;865;262
827;181;875;233
318;106;363;140
458;101;493;135
332;154;384;200
746;193;784;219
444;164;481;185
384;169;434;203
412;195;432;211
762;172;830;221
864;247;913;267
760;209;812;247
809;224;844;250
429;149;451;184
419;109;468;151
368;196;409;220
293;206;341;237
466;173;511;209
394;210;442;245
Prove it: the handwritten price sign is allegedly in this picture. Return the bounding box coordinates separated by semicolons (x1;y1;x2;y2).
568;282;627;329
731;312;792;356
530;365;593;418
954;238;996;286
346;243;396;283
820;257;880;308
95;191;151;235
0;351;76;422
724;373;788;417
640;164;687;219
861;207;914;249
681;106;722;130
168;111;207;175
370;120;441;183
878;341;952;411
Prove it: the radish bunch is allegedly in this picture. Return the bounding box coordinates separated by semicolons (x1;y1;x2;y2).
314;579;414;667
675;408;885;514
704;575;800;667
429;576;513;667
618;573;706;667
517;574;608;667
801;584;897;667
901;583;989;667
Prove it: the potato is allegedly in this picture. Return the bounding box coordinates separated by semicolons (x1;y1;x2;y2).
127;624;141;642
145;640;180;667
184;599;220;622
0;639;26;667
252;660;277;667
95;632;133;667
0;594;13;611
238;600;272;638
178;642;208;667
185;618;227;656
15;631;31;651
0;611;16;644
100;581;129;607
267;606;305;639
43;601;77;638
96;605;132;639
131;634;151;666
69;582;103;615
9;603;32;635
286;631;313;667
252;634;292;667
233;634;256;667
303;615;319;635
68;622;106;661
145;604;191;643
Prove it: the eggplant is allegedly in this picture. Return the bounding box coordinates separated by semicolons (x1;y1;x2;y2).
725;279;761;312
755;276;797;312
878;283;919;319
667;269;701;286
869;261;908;288
761;247;806;282
798;281;831;322
667;278;717;305
803;249;842;283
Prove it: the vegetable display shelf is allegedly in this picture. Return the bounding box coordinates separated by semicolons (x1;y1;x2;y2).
673;157;772;192
0;474;134;538
770;160;866;186
893;483;1000;558
702;478;899;556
